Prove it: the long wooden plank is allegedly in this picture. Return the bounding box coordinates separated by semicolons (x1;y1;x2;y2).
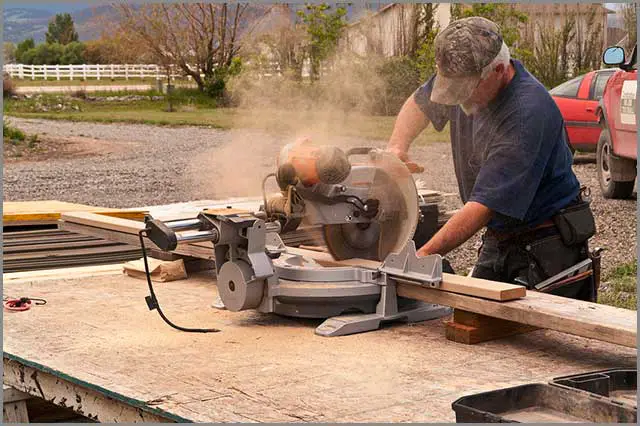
396;284;636;348
289;247;636;348
3;245;140;261
286;247;526;301
3;239;122;254
3;200;147;224
3;264;125;283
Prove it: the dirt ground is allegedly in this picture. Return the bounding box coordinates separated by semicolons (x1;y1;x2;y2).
3;117;636;277
4;134;127;163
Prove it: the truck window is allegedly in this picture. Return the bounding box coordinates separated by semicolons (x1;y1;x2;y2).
592;71;615;100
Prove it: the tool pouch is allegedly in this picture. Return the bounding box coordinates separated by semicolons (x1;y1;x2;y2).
552;201;596;246
523;235;595;301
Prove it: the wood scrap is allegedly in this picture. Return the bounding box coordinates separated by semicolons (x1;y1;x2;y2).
123;258;187;282
444;310;540;344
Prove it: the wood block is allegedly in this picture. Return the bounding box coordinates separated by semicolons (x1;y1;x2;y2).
444;309;540;344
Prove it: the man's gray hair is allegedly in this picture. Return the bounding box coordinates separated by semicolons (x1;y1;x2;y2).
481;42;511;79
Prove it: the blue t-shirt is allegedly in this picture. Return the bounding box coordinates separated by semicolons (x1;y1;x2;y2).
414;59;580;232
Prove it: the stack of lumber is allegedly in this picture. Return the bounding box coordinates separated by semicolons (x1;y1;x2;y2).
3;228;142;273
2;201;148;272
58;212;637;348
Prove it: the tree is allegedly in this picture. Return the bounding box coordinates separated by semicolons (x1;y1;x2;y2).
453;3;529;53
297;3;347;80
60;42;86;65
4;42;16;63
252;5;307;80
525;16;576;89
413;4;440;80
46;13;79;45
30;43;65;65
115;3;265;93
15;38;35;63
622;3;637;51
572;4;603;76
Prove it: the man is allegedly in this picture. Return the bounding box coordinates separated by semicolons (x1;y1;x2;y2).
387;16;596;300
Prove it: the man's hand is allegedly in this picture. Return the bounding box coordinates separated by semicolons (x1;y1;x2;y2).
386;146;425;173
417;201;493;257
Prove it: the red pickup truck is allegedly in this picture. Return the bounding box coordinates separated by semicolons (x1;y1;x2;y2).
595;45;637;199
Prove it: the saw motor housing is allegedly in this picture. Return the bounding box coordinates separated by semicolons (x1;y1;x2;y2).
263;142;419;261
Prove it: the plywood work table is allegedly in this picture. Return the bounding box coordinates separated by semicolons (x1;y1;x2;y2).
2;269;636;422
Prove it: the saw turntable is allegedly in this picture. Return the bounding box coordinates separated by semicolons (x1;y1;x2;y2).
141;141;451;336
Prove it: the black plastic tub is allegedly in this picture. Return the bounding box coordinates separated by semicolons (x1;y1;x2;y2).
452;383;637;423
552;368;637;409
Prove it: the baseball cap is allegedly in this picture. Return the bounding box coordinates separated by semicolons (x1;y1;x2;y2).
431;16;504;105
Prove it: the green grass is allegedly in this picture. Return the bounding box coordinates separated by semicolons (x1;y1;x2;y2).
4;92;449;142
598;261;637;310
3;119;25;144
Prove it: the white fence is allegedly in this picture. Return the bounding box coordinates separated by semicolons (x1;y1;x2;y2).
3;64;183;80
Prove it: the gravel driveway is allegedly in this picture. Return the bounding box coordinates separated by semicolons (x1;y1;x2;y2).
4;117;636;276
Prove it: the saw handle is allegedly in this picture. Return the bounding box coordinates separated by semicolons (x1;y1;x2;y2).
347;147;424;173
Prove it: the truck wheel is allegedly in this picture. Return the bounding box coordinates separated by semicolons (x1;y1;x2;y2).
596;129;635;199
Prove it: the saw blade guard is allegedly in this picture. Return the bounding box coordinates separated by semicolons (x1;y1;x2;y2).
323;149;419;261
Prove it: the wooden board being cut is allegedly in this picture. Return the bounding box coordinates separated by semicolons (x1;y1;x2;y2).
3;200;146;224
288;247;636;348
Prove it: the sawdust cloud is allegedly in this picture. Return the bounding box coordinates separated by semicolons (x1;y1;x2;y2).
187;52;392;201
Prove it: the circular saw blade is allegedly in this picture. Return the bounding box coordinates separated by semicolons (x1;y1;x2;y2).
323;150;419;261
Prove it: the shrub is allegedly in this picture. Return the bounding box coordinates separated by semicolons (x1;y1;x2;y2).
373;57;422;116
3;119;26;142
3;72;16;98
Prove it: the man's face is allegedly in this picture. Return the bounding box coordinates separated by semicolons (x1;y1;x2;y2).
460;65;504;115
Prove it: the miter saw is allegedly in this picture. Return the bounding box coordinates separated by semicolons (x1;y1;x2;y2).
140;140;451;336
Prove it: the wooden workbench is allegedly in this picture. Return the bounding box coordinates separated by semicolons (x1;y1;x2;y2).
3;269;636;422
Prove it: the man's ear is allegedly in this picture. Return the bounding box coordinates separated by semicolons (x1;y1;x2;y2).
494;63;505;74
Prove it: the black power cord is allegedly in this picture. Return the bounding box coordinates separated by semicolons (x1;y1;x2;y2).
138;229;220;333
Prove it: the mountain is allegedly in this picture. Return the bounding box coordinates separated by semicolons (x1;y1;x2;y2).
3;2;377;46
3;8;52;43
3;3;113;44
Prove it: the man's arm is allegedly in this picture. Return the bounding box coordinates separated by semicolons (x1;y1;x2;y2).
416;201;493;257
386;95;430;160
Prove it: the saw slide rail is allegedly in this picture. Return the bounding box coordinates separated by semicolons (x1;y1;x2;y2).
57;212;637;348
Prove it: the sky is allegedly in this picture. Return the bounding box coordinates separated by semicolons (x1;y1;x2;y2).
3;2;109;12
